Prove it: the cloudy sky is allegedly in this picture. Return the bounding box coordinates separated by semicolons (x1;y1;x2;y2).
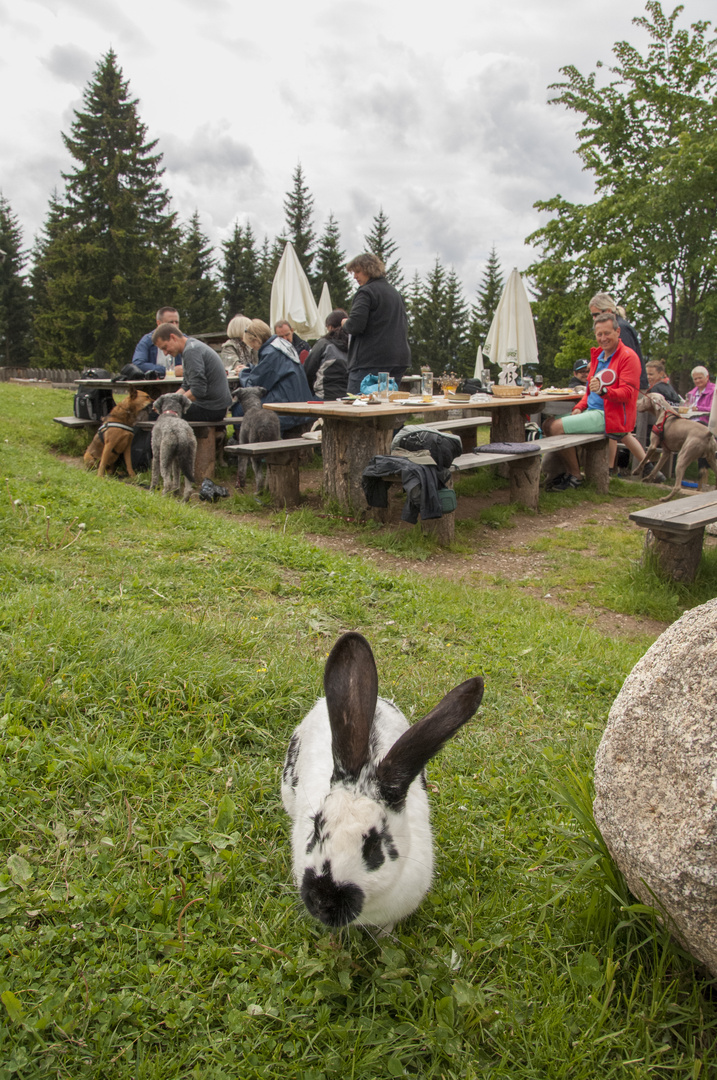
1;0;713;300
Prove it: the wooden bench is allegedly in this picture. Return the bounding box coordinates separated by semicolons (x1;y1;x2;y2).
452;433;609;511
373;432;609;547
54;415;242;482
224;436;321;506
629;490;717;582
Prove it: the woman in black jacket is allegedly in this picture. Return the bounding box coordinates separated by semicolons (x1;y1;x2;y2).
304;309;349;399
343;254;411;394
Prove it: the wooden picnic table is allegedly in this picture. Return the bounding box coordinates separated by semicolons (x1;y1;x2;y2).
264;392;579;511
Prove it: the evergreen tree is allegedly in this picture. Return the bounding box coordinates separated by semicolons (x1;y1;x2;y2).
364;208;404;290
0;194;32;365
175;211;222;334
443;268;470;376
405;271;424;371
31;49;179;369
409;258;455;372
468;245;504;356
313;213;351;312
220;222;263;322
256;236;276;323
283;163;316;276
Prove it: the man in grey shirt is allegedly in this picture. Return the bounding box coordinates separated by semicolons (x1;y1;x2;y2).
152;325;232;420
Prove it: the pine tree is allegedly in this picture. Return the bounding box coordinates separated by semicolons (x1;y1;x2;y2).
31;49;179;369
0;194;33;365
405;271;424;370
176;211;222;334
256;236;276;323
313;214;351;312
443;268;470;376
364;209;404;290
467;246;504;376
409;259;452;372
220;222;263;322
282;163;316;276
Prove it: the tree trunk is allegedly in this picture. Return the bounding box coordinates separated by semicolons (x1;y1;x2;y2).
645;527;704;583
193;426;215;484
508;454;541;510
584;439;610;493
321;415;395;511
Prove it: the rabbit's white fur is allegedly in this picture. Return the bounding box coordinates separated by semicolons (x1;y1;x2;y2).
281;633;483;932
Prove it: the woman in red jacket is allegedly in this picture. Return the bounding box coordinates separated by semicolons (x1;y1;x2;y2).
544;313;645;490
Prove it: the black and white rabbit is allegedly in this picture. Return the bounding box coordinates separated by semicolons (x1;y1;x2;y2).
281;632;484;931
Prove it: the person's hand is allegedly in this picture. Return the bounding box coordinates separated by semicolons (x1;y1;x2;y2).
571;407;581;414
589;376;601;393
341;318;348;327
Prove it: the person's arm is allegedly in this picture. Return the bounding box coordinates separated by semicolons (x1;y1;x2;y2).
132;333;155;369
605;352;641;403
343;289;372;336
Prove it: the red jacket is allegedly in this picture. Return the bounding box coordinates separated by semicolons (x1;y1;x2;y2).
573;339;641;434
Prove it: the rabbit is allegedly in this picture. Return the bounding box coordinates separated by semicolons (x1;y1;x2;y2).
281;631;484;932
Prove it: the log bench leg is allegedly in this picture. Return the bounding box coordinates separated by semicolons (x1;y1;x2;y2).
508;455;541;511
194;426;216;484
644;526;704;583
584;439;609;493
266;453;301;507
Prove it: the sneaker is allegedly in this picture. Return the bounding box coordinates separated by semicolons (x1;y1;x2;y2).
548;473;583;492
643;461;667;484
546;472;568;492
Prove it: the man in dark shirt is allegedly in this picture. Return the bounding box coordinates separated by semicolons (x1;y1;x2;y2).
152;325;232;421
568;359;590;388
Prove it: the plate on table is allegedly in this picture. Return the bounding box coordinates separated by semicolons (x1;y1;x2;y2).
404;396;445;406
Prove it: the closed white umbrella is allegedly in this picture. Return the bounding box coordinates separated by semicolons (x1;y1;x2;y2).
270;242;324;339
317;282;333;328
475;268;538;384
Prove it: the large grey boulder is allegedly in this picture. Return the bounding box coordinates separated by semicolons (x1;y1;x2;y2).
594;598;717;975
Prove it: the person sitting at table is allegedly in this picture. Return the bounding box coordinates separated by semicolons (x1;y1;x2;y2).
274;320;310;362
342;254;411;394
220;315;255;373
645;360;681;405
304;310;349;400
568;359;589;388
588;292;647;390
542;312;646;490
133;306;182;374
152;324;232;421
235;319;312;434
685;366;715;422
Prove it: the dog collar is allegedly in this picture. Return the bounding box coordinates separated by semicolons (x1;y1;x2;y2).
163;410;180;416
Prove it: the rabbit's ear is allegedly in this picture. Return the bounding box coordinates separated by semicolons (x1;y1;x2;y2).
375;677;484;810
324;632;378;782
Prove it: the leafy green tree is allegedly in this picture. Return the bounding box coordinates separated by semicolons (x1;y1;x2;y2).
220;222;263;324
364;208;404;290
527;2;717;382
177;211;222;334
32;49;180;369
283;163;316;277
0;194;32;364
313;213;351;311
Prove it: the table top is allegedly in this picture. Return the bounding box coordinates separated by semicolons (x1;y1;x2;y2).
264;392;579;419
77;376;240;390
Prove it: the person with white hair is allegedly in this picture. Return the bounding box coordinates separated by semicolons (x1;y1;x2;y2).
686;365;715;422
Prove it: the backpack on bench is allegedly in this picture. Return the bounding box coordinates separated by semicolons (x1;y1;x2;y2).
73;387;115;421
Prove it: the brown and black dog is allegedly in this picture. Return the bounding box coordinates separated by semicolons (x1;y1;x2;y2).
83;388;154;477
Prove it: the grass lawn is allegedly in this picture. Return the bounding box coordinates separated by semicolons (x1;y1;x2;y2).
0;383;715;1078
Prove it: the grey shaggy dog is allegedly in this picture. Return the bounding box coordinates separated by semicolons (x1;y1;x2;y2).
150;394;197;500
233;386;281;492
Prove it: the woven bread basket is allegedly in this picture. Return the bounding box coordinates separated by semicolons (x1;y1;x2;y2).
491;385;523;398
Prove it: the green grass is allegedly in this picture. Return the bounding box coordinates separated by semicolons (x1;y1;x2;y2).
0;384;715;1078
